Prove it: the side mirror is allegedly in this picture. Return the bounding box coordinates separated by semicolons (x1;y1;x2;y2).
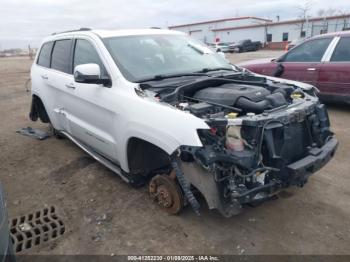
74;63;111;86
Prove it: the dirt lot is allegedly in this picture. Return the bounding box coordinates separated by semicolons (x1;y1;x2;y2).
0;51;349;255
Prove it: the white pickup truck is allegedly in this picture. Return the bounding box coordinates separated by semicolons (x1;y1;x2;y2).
30;28;337;217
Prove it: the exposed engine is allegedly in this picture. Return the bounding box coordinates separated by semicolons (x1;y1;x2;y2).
192;83;287;114
140;74;337;217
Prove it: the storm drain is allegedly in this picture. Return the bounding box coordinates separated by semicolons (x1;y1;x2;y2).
9;206;65;253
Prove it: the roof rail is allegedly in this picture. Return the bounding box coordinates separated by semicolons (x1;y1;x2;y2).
52;28;91;35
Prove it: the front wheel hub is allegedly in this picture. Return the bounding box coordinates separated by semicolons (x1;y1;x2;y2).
149;174;184;214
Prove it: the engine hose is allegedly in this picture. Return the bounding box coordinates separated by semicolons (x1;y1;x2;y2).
171;160;201;215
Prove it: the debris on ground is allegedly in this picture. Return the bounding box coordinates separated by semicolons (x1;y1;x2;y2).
16;126;50;140
92;234;103;242
96;213;112;225
236;245;246;255
19;222;32;232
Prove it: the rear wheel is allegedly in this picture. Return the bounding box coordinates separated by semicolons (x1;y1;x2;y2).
149;174;184;214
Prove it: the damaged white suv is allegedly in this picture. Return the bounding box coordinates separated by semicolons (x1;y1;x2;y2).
30;28;338;217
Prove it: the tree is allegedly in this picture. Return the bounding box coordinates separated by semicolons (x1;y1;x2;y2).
317;8;337;17
317;8;349;31
295;0;313;37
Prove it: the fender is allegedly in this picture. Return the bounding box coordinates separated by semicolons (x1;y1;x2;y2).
119;125;191;172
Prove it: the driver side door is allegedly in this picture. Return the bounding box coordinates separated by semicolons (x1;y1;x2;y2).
278;37;334;86
63;38;117;160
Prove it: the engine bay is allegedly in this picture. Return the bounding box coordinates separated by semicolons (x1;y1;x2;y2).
148;75;300;118
139;74;336;216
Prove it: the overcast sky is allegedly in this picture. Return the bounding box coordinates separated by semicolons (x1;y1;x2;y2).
0;0;349;49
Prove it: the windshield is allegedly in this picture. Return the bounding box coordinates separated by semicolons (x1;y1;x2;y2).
103;34;232;82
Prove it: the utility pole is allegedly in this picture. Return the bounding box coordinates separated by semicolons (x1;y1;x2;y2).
28;44;33;60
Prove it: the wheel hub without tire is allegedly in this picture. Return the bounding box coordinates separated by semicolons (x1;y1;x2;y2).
149;174;184;214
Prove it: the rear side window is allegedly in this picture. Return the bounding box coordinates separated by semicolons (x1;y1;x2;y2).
283;38;332;62
331;37;350;62
73;39;107;77
37;42;53;68
51;39;72;74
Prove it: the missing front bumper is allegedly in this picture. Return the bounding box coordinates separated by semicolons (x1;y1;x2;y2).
179;137;338;217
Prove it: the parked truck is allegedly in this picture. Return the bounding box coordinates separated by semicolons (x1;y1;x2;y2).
230;39;262;53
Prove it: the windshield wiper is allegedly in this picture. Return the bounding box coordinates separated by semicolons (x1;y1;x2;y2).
137;73;208;83
196;67;234;73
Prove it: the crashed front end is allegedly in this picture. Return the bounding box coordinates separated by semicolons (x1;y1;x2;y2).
153;75;338;217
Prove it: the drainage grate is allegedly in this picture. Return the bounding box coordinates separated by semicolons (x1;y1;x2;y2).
9;206;65;253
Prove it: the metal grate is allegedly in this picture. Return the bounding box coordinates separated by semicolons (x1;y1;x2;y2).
9;206;65;253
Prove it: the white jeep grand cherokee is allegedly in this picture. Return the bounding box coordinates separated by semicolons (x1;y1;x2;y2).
30;28;338;217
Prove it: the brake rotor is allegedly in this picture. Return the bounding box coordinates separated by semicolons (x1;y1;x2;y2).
149;174;184;214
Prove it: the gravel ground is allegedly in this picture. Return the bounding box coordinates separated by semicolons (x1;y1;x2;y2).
0;51;349;255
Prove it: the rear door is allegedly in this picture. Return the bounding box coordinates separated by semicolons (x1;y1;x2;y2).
318;36;350;100
31;41;55;119
277;37;334;86
47;39;74;131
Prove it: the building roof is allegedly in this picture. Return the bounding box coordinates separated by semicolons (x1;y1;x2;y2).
212;14;350;32
168;16;272;29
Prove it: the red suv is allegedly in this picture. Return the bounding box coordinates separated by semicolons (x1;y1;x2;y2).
240;31;350;104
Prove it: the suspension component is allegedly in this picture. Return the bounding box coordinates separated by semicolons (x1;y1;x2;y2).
172;160;201;215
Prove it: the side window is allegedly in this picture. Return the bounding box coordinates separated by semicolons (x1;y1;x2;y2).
330;37;350;62
51;39;72;74
73;39;107;77
37;42;53;68
266;34;272;42
282;38;332;62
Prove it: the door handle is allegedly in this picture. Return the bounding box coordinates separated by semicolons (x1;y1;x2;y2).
65;83;75;89
307;68;317;71
58;107;66;116
41;75;48;80
54;107;66;116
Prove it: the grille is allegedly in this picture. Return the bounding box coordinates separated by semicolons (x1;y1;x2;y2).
9;206;65;253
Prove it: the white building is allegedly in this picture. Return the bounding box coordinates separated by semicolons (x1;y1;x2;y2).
169;14;350;49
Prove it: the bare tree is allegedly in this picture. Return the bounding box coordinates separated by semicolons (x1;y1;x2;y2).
336;9;349;30
295;0;313;37
317;7;338;17
317;8;349;31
